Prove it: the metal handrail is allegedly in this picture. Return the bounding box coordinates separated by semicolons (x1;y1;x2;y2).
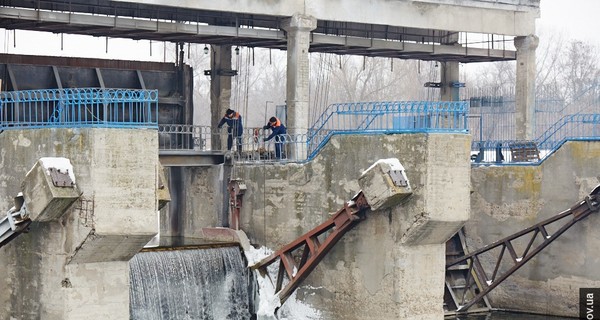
0;88;158;129
307;100;470;158
471;113;600;165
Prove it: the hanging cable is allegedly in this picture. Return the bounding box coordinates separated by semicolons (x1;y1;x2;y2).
244;47;250;124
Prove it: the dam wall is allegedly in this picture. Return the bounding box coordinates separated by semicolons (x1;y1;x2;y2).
469;141;600;317
207;133;472;319
0;128;159;320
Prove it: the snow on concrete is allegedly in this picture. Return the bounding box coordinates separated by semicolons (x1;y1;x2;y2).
39;157;76;183
361;158;405;176
244;245;322;320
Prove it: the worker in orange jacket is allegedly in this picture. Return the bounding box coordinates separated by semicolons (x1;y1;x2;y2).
263;116;287;159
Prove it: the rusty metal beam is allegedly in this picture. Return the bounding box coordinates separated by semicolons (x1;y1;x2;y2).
252;191;371;304
227;179;246;230
446;184;600;312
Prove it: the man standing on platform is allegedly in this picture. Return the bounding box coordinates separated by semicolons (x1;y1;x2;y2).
217;108;243;154
263;116;287;159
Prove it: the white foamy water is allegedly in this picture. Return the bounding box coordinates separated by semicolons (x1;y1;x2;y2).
244;245;322;320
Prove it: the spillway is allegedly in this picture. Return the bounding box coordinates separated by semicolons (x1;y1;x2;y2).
130;246;256;319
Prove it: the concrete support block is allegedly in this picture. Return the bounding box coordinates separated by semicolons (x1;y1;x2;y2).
358;158;412;211
22;157;82;222
68;129;159;263
400;134;470;245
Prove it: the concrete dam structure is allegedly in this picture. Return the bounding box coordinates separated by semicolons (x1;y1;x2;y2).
2;123;597;319
0;125;474;319
1;0;599;319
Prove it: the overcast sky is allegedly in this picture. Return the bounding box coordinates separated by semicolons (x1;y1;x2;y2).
537;0;600;46
0;1;598;60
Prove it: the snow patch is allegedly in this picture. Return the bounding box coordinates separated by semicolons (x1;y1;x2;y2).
362;158;405;176
39;157;76;184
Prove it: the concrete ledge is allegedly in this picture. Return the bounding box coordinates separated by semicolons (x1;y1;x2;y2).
69;233;155;263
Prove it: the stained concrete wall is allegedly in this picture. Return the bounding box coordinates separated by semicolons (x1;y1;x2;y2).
226;133;471;319
0;128;158;320
160;165;227;238
469;141;600;317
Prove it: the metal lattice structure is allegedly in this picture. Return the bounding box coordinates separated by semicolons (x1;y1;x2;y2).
445;184;600;312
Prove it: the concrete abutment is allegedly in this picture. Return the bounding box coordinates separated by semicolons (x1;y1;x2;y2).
0;128;159;319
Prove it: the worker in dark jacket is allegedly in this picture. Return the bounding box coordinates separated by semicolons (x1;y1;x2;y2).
217;108;243;153
263;116;287;159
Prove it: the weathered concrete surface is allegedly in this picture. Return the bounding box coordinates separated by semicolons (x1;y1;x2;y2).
358;158;412;211
282;13;316;136
0;128;159;320
160;165;226;238
469;141;600;317
21;158;81;222
232;133;471;319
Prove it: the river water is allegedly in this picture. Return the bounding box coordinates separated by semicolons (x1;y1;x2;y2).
129;245;573;320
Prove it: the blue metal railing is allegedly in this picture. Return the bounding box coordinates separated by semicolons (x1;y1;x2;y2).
307;101;469;159
0;88;158;129
471;113;600;165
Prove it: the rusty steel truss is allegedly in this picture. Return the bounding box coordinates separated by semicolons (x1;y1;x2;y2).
446;184;600;312
252;191;370;304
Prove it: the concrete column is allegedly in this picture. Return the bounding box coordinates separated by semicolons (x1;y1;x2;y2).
514;35;538;140
210;45;233;151
440;32;461;101
281;14;317;146
441;61;460;101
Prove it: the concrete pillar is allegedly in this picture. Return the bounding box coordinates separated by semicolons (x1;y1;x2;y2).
514;35;538;140
440;32;461;101
441;61;460;101
210;45;233;151
281;13;317;158
0;128;159;319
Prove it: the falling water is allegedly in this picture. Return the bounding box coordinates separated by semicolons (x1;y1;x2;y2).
129;246;256;320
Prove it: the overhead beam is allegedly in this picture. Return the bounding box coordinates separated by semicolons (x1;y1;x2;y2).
0;7;516;63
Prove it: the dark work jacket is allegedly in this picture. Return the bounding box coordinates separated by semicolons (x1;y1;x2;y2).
264;119;287;141
218;112;243;136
